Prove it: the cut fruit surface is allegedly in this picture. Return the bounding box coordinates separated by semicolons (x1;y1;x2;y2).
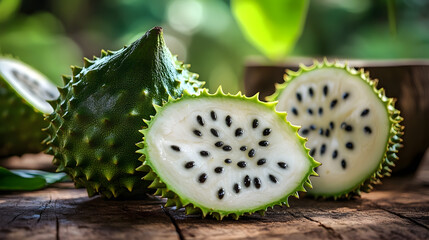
138;89;319;219
0;58;59;114
268;60;403;199
0;57;59;156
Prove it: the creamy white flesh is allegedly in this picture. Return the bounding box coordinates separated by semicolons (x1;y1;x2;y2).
277;68;389;195
146;97;311;211
0;58;59;114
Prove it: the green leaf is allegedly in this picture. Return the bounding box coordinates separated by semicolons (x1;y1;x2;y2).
0;167;67;191
231;0;309;60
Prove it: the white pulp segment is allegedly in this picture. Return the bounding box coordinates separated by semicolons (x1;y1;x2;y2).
146;97;311;211
0;58;59;114
276;68;389;195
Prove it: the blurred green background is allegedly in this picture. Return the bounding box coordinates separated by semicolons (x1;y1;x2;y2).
0;0;428;92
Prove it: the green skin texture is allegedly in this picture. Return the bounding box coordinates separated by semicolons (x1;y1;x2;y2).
44;27;204;199
136;88;320;220
267;60;404;199
0;68;47;157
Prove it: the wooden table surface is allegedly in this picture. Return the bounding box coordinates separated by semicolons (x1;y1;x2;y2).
1;153;429;240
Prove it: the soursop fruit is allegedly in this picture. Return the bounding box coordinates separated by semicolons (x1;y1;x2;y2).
44;27;204;199
0;57;59;157
268;60;404;199
137;88;319;220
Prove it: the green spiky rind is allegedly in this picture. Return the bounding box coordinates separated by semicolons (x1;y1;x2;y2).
137;87;320;220
267;59;404;200
0;57;49;156
44;27;204;199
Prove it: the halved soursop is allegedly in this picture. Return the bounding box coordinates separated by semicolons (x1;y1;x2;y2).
0;57;59;157
137;88;319;220
44;27;204;199
267;60;404;199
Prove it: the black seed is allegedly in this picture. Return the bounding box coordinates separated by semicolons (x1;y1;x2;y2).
345;125;353;132
215;141;224;147
301;128;309;135
278;162;288;169
323;85;328;96
257;158;266;165
364;126;372;134
200;151;209;157
196;115;204;126
224;158;232;164
318;107;323;116
292;107;298;116
258;141;269;147
240;146;247;151
341;122;347;129
235;128;243;137
198;173;207;183
319;128;324;136
193;129;202;137
252;119;259;128
309;87;314;97
329;121;334;129
237;161;247;168
263;128;271;136
310;148;316;157
330;99;338;109
244;175;251;187
248;149;255;158
321;144;326;155
210;128;219;137
296;92;302;102
325;129;330;137
225;115;232;127
223;145;232;151
307;108;313;115
233;183;241;193
254;178;262;189
214;167;223;173
342;92;349;100
332;150;338;159
269;174;278;183
310;125;316;130
218;188;225;199
211;111;217;120
361;108;370;117
341;159;347;169
345;142;354;150
171;145;180;152
185;161;195;169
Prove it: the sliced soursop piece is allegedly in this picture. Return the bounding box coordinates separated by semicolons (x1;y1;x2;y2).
268;60;404;199
0;57;59;156
44;27;204;199
137;88;319;220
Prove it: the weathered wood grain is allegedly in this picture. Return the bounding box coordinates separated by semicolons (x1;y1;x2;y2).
0;153;428;239
0;184;178;240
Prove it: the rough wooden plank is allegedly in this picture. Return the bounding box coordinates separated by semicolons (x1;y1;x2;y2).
0;183;179;240
0;153;428;239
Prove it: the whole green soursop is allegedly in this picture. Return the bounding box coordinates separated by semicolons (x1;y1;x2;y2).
137;88;319;220
268;60;404;199
0;57;59;157
44;27;204;198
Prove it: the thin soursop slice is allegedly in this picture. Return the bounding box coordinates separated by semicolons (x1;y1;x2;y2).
268;60;404;199
137;88;319;220
44;27;204;199
0;57;59;157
